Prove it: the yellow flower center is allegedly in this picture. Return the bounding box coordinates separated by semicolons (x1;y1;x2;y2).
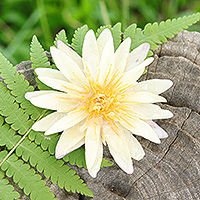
88;92;115;117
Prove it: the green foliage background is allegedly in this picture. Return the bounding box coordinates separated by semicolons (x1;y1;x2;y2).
0;0;200;64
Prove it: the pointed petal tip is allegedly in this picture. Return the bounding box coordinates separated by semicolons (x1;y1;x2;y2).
143;43;150;50
44;130;55;135
55;152;63;160
126;166;134;174
31;123;39;131
148;56;154;63
168;79;173;88
155;138;161;144
166;110;174;118
50;46;57;54
88;170;98;178
85;29;95;38
56;39;63;47
99;28;112;36
136;152;145;161
34;68;40;75
25;92;32;100
124;37;131;44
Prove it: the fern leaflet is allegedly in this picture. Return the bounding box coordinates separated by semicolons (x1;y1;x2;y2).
0;151;56;200
0;171;20;200
0;52;42;120
54;29;68;46
0;82;32;134
30;35;52;90
0;117;21;150
0;111;93;197
111;22;122;51
71;25;89;56
63;147;113;168
16;139;93;196
124;13;200;51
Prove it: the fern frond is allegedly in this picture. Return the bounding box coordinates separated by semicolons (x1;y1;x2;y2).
0;116;21;149
29;131;59;154
0;80;57;155
0;52;42;120
30;35;51;69
63;147;86;168
0;82;32;134
111;22;122;51
124;23;137;42
54;29;68;46
30;35;52;90
0;151;56;200
0;171;20;200
15;139;93;197
124;13;200;51
0;112;92;196
101;158;114;168
0;79;59;156
71;25;89;56
63;147;113;168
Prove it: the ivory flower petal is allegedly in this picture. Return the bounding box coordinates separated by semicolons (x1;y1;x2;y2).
104;124;133;174
114;37;131;72
82;30;99;80
147;120;169;139
25;91;77;111
98;34;114;84
50;47;87;84
125;43;150;71
124;104;173;120
32;112;67;131
35;68;68;81
123;131;145;161
26;28;173;178
55;124;85;159
97;29;112;57
121;57;154;86
57;40;83;69
85;122;103;178
132;79;173;94
37;75;85;94
45;110;88;135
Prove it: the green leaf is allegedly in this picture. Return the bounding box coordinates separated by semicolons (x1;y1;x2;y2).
0;171;20;200
111;22;122;51
0;117;21;149
63;147;87;168
54;29;68;46
100;158;114;168
63;147;113;169
30;35;51;90
128;13;200;51
123;23;137;42
0;151;56;200
0;82;33;135
30;35;51;69
0;113;93;197
0;52;42;120
71;25;89;56
15;139;94;197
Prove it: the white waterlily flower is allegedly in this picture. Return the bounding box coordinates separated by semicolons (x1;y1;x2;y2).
25;29;173;178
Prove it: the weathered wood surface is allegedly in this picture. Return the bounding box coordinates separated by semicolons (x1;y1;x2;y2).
8;30;200;199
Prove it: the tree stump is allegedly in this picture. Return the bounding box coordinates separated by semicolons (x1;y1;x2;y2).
6;30;200;199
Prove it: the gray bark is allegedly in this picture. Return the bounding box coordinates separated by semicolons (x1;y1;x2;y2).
5;30;200;199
